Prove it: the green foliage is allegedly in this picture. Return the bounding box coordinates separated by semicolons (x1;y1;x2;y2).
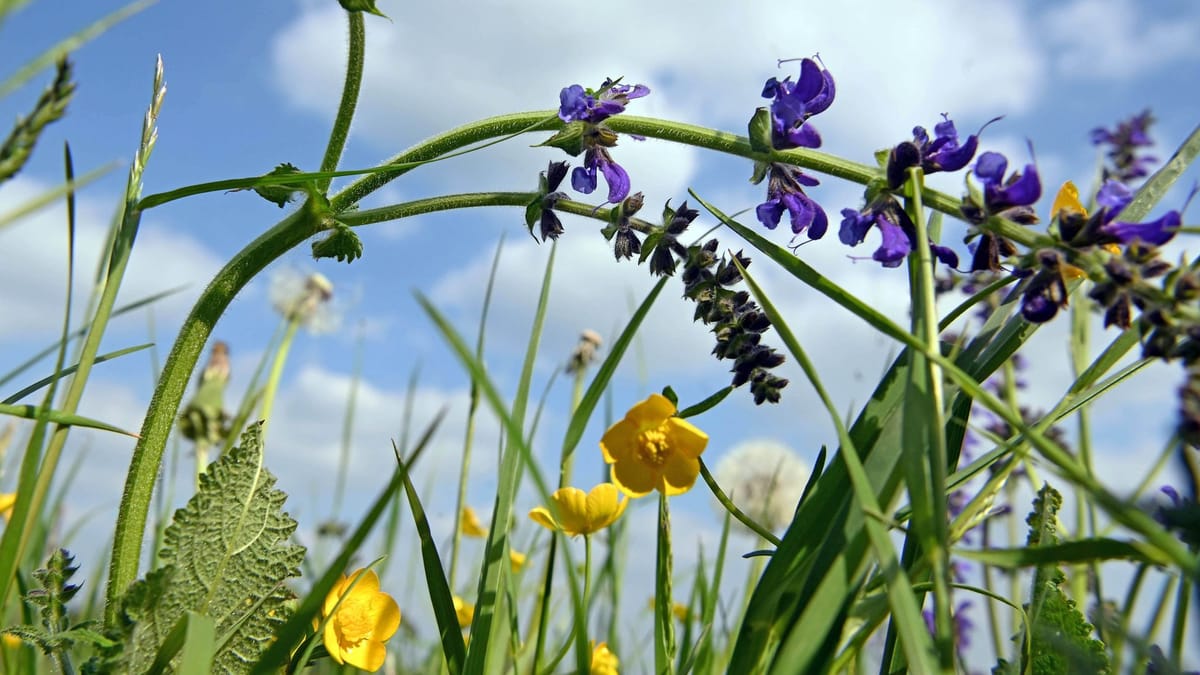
0;57;74;184
251;162;305;208
111;423;304;673
311;221;363;263
995;483;1110;675
3;549;114;662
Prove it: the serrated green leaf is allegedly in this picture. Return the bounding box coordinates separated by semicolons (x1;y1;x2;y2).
122;423;304;673
1021;483;1110;675
310;223;363;263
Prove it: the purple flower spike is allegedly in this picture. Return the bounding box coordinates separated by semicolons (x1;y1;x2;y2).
554;79;648;204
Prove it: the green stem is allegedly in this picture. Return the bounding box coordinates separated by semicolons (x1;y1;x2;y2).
193;438;209;491
698;459;781;547
904;170;953;667
258;309;301;437
317;11;364;195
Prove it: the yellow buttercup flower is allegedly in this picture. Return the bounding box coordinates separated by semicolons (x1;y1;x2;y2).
453;595;475;628
460;506;487;538
646;596;690;622
509;549;527;573
528;483;627;537
320;568;400;672
590;641;619;675
600;394;709;497
0;493;15;522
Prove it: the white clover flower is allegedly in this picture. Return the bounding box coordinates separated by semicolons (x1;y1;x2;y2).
712;439;809;535
269;268;339;333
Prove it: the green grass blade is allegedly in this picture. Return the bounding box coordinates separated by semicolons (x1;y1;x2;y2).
655;493;677;675
0;162;116;231
0;0;153;98
0;403;138;436
146;611;215;675
397;438;466;675
956;539;1172;568
2;343;151;404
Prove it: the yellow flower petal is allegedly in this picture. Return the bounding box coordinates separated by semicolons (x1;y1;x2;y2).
0;493;15;522
590;641;619;675
585;483;626;532
460;507;488;538
611;459;657;498
1051;180;1087;220
529;505;559;532
510;549;526;573
453;595;475;628
665;417;709;459
599;419;638;464
659;452;700;496
555;486;591;535
626;393;676;427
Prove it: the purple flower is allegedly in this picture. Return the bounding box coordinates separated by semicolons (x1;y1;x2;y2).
1018;249;1071;323
922;601;975;650
554;79;649;205
1075;179;1184;248
1091;109;1157;184
887;114;994;189
839;195;959;268
972;151;1042;217
558;79;649;125
1103;211;1181;247
572;147;631;203
756;163;828;238
761;57;835;150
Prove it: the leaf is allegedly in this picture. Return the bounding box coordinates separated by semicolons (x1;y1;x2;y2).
120;423;304;673
1014;483;1110;675
251;163;304;208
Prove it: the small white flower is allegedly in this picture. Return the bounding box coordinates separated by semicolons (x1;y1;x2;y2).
713;439;809;535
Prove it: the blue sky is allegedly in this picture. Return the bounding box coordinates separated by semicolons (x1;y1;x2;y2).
2;0;1200;667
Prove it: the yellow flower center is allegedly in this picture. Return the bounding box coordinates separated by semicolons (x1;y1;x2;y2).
636;426;671;466
335;596;374;648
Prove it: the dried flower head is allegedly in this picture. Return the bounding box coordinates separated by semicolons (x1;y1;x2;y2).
712;439;809;533
270;269;337;332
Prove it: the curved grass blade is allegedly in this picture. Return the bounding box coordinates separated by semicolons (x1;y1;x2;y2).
2;343;151;404
0;162;117;231
957;539;1172;568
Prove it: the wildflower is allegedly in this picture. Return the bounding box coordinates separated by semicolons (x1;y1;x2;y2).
887;114;992;189
646;597;691;623
840;195;958;269
269;269;337;332
922;600;975;649
755;163;829;238
600;394;709;497
1091;110;1157;184
1057;179;1183;250
529;483;628;536
760;57;836;151
1;634;20;650
321;568;400;672
460;507;487;538
0;493;14;521
590;641;619;675
556;79;648;204
453;595;474;628
509;549;527;573
712;440;808;534
961;151;1041;273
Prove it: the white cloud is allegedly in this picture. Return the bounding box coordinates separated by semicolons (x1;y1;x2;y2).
0;176;223;343
1042;0;1200;80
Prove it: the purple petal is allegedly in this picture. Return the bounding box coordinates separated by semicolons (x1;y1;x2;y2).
990;164;1042;209
931;243;959;268
933;116;959;143
1103;211;1180;247
782;192;814;234
807;69;836;115
756;198;784;229
781;122;822;149
873;217;912;267
1096;180;1133;213
974;152;1008;186
1161;485;1181;505
839;209;871;246
1021;294;1058;323
930;134;979;172
571;164;596;194
598;157;630;203
558;85;591;123
808;202;829;239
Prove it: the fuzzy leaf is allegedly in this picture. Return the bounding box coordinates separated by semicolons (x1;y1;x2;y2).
1017;483;1110;675
252;163;304;208
121;423;304;673
311;222;363;263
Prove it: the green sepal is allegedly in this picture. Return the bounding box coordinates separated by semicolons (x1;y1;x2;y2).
964;172;985;211
337;0;388;17
638;229;665;264
538;122;586;157
874;148;890;169
311;222;363;263
251;163;307;208
599;221;618;241
748;160;770;186
747;108;774;154
659;386;678;408
524;197;542;237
